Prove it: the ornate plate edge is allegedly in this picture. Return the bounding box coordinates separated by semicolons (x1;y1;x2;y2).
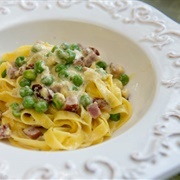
0;0;179;179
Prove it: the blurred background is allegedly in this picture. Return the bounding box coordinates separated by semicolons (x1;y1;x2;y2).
139;0;180;179
139;0;180;23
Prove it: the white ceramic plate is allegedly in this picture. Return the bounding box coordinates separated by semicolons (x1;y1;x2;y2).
0;0;179;179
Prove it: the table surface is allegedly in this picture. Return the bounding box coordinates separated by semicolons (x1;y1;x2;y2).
139;1;180;179
139;0;180;23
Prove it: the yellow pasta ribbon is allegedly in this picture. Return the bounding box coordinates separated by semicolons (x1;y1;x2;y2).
21;109;54;129
2;45;31;63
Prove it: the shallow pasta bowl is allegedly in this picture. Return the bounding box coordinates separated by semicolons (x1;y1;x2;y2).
0;0;179;179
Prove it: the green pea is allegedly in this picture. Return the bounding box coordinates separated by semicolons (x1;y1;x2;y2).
79;94;92;108
60;42;70;50
51;45;59;53
55;64;67;72
10;103;20;111
52;94;64;110
65;49;76;64
41;75;54;86
56;49;75;64
22;96;35;109
58;69;69;78
109;113;121;121
19;78;31;87
1;69;6;78
31;44;42;53
96;61;107;70
23;69;37;81
71;74;83;87
34;100;48;113
12;110;21;118
34;60;45;73
56;48;68;60
15;56;26;67
119;74;129;86
70;43;80;51
10;103;21;117
19;86;33;97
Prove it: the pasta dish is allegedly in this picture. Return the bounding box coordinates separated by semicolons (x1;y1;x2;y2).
0;41;132;150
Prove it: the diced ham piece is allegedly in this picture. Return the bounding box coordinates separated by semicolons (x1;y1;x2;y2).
32;84;54;102
89;47;100;56
40;87;54;102
87;102;101;119
23;126;42;139
25;63;34;70
32;84;43;97
93;98;111;112
7;65;18;79
73;44;99;68
15;66;25;77
50;83;62;93
0;124;11;139
109;63;124;78
78;44;89;56
73;57;85;67
64;96;79;113
84;53;97;67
